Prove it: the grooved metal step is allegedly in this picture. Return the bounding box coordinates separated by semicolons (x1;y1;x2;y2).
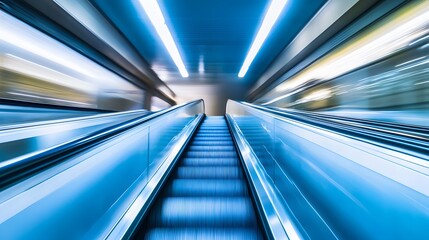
188;145;236;151
192;137;233;141
191;141;233;146
184;151;237;158
181;157;238;166
149;197;257;227
145;228;262;240
176;166;242;179
165;179;248;196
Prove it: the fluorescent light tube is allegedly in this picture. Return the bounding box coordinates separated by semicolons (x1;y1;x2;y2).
141;0;189;78
238;0;287;78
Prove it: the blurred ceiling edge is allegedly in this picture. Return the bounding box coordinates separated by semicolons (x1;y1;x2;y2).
20;0;176;105
246;0;381;102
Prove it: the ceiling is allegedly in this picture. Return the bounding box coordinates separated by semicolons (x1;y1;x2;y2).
91;0;326;114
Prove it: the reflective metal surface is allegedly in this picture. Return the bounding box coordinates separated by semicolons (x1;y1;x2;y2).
0;104;98;126
226;113;302;240
0;109;148;163
0;100;204;239
227;100;429;239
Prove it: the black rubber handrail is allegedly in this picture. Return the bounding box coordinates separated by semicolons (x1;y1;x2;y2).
0;100;203;190
240;102;429;160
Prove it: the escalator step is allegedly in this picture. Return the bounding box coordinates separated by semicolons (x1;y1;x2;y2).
199;129;228;131
145;228;262;240
196;131;230;133
165;179;248;196
188;145;235;151
197;129;229;132
150;197;257;227
185;151;236;158
192;137;232;141
176;166;242;179
195;132;230;135
191;141;233;146
181;157;238;166
194;135;231;138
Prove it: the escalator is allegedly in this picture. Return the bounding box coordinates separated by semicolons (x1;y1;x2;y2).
135;116;264;239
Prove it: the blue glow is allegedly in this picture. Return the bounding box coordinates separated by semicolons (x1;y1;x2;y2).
140;0;189;78
238;0;287;78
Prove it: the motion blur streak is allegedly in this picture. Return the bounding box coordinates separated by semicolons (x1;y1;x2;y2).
0;10;144;111
259;1;429;126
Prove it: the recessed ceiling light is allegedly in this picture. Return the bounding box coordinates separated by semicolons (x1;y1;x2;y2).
140;0;189;78
238;0;287;78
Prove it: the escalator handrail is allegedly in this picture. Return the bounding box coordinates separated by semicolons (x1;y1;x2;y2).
0;100;204;189
236;101;428;159
270;107;429;138
267;107;429;147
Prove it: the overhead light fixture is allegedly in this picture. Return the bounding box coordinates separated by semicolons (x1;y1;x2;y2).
198;55;205;74
238;0;287;78
140;0;189;78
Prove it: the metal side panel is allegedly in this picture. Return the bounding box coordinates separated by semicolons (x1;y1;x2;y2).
105;114;205;240
226;113;305;240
